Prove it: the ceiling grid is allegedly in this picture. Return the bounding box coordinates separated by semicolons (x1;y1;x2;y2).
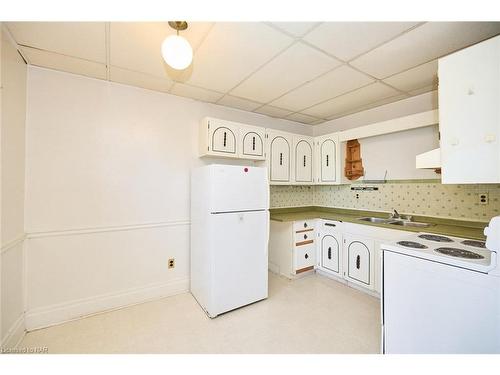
6;21;500;125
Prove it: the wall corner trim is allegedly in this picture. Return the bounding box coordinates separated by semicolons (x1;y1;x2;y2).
1;313;26;349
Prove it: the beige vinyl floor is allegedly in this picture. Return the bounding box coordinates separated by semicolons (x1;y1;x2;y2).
20;273;381;354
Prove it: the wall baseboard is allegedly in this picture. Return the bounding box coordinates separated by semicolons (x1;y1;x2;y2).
25;277;190;331
1;313;26;349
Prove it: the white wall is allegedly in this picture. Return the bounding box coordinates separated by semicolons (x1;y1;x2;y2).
358;125;440;180
313;91;439;181
24;66;311;329
1;26;27;348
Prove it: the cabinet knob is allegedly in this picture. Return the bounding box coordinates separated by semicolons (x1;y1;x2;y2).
304;234;308;239
305;253;309;259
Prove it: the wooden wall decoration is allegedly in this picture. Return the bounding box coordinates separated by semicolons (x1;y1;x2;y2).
345;139;364;180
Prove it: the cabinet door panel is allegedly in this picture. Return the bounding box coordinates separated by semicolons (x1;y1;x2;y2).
242;131;264;158
212;126;237;154
439;35;500;183
295;138;313;183
320;139;337;182
321;234;341;274
269;135;291;182
344;234;374;290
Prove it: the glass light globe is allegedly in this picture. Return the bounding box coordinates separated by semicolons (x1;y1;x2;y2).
161;35;193;70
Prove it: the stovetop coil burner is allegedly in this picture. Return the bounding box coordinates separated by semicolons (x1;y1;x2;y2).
418;234;454;242
434;247;484;259
461;240;486;248
397;241;428;249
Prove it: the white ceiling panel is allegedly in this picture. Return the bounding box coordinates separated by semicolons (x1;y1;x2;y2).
303;82;400;119
383;60;438;92
217;95;263;112
303;22;419;61
254;105;293;118
21;46;107;80
270;64;374;111
351;22;500;78
285;112;322;124
170;82;224;103
110;22;213;79
184;23;294;93
408;85;438;96
270;22;319;37
328;92;409;119
231;42;341;103
7;22;106;62
110;66;173;93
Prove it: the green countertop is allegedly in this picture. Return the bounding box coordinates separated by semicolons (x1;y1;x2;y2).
270;206;487;240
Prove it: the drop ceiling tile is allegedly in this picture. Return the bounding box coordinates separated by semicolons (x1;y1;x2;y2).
303;22;419;61
270;22;319;37
270;65;374;111
303;82;399;119
20;46;107;80
217;95;263;112
110;66;173;93
185;22;294;93
328;93;410;120
285;112;322;124
310;119;325;125
383;60;438;92
170;82;224;103
351;22;500;79
408;84;438;96
110;22;213;79
231;42;341;103
254;105;293;118
7;22;106;62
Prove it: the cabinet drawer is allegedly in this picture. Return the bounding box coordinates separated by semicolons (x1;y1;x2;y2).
293;220;315;232
295;244;315;272
294;230;314;244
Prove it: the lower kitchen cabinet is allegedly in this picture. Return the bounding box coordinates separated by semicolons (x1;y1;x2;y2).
269;219;316;279
317;220;343;278
343;234;375;290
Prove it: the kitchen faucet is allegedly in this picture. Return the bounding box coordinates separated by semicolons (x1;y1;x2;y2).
390;209;401;219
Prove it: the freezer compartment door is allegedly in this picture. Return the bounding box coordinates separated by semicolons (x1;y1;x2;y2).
209;210;269;316
209;164;268;212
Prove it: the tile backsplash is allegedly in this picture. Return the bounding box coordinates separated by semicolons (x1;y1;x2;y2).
270;182;500;222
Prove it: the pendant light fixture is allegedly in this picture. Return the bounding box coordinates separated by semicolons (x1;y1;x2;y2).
161;21;193;70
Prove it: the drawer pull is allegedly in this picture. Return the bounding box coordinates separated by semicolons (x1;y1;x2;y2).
304;223;308;228
356;255;361;269
324;223;336;227
304;234;308;240
305;253;309;259
328;247;332;259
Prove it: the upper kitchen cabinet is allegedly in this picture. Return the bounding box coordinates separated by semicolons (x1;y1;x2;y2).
199;117;265;160
439;35;500;184
266;129;293;184
293;136;314;184
315;133;340;184
239;125;265;160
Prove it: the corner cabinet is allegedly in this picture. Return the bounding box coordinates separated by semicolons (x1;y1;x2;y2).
315;134;340;184
439;35;500;183
199;117;265;161
266;130;293;184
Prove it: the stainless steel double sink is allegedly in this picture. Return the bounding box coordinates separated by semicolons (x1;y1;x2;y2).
358;217;433;228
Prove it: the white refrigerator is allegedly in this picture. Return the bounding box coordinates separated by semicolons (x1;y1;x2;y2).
190;164;269;318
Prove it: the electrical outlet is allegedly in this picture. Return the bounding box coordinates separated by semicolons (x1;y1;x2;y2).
479;193;489;205
168;258;175;269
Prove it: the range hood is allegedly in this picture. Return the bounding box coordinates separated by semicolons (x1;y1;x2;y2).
416;148;441;169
